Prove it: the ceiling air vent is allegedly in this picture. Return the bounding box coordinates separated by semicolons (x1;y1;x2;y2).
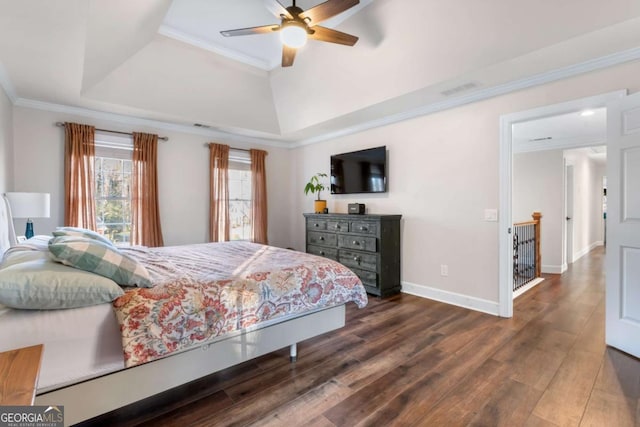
440;82;479;97
529;137;553;142
194;123;211;128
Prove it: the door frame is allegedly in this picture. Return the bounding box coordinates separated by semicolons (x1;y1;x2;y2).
498;90;626;317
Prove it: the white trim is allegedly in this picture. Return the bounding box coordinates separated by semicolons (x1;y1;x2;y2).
13;98;291;148
401;281;500;316
158;25;278;71
0;61;16;103
296;48;640;147
572;240;604;262
542;264;568;274
513;277;545;299
498;89;626;319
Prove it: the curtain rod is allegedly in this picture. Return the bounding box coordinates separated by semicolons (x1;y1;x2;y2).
55;122;169;141
203;143;251;153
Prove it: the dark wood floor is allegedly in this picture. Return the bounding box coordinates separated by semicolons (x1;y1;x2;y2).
89;247;640;426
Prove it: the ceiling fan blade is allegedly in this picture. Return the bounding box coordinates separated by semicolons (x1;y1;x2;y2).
264;0;293;19
220;24;280;37
282;45;297;67
299;0;360;27
309;26;358;46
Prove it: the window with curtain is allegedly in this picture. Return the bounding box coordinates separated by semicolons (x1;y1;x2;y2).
228;150;252;241
93;132;133;244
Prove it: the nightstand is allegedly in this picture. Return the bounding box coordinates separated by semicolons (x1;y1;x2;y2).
0;344;43;405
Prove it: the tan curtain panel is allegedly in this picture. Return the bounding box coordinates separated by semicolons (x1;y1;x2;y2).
250;149;268;244
209;143;230;242
131;132;164;247
64;122;97;229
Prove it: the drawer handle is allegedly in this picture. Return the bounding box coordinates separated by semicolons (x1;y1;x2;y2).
319;236;325;241
360;226;367;231
336;225;341;229
320;251;325;256
353;256;361;262
314;223;319;227
352;240;359;245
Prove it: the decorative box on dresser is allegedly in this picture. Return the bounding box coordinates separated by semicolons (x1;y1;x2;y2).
304;213;402;297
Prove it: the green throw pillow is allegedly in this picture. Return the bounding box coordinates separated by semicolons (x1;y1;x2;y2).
52;226;114;247
48;235;152;287
0;250;124;309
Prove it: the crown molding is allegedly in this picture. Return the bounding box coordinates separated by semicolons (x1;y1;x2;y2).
293;46;640;147
13;98;292;148
0;62;17;103
158;25;279;71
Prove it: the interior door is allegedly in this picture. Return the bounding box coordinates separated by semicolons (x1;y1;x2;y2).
565;164;574;265
606;92;640;358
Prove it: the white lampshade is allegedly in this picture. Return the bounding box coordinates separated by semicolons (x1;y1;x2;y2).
5;192;51;219
280;22;307;48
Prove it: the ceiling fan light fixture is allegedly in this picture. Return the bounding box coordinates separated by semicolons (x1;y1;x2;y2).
280;21;307;48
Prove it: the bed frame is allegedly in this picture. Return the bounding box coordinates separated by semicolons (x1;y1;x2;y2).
0;195;348;426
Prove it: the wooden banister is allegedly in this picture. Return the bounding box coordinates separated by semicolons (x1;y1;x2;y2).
532;212;542;277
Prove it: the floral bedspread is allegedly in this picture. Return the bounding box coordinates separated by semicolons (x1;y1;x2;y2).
113;241;367;367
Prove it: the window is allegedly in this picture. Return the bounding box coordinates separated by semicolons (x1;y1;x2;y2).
228;150;252;241
94;133;133;245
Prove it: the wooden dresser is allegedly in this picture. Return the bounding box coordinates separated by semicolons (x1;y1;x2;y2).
304;213;401;297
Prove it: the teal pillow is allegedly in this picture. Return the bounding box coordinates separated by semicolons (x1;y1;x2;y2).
52;226;114;247
0;251;124;309
48;236;152;287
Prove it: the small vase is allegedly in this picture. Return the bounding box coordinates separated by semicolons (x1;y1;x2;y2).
314;200;327;214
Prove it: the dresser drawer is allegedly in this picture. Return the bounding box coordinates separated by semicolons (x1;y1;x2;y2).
339;249;378;272
307;219;327;230
349;221;378;235
337;234;377;252
307;231;337;247
327;221;348;232
307;245;338;261
350;267;378;288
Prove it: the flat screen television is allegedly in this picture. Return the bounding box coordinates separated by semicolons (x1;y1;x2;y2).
330;146;387;194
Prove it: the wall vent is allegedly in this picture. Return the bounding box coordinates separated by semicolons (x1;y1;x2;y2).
440;82;479;97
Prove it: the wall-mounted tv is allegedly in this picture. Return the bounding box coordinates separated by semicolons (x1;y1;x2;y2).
330;146;387;194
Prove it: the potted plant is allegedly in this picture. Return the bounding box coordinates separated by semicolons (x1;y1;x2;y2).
304;172;328;213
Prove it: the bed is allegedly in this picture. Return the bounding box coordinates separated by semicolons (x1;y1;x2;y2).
0;195;367;425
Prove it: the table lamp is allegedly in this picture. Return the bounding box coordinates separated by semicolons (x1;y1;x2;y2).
5;192;51;239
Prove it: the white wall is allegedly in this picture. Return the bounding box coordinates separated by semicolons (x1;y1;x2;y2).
0;86;12;193
291;60;640;307
11;107;293;247
564;148;606;261
513;150;565;272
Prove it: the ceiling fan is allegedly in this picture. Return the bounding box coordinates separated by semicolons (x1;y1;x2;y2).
220;0;360;67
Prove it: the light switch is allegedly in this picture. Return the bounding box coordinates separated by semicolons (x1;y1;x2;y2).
484;209;498;222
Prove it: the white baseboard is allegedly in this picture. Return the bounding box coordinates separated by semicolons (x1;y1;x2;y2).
401;281;500;316
542;263;567;274
572;241;604;262
513;277;545;299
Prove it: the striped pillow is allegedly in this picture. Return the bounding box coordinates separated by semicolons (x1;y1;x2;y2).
52;226;114;247
48;236;152;288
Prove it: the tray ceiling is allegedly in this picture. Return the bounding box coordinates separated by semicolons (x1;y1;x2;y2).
1;0;639;144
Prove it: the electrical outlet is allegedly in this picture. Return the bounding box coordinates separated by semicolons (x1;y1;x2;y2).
440;264;449;277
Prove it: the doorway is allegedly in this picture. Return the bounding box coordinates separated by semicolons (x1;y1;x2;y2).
498;90;626;317
566;164;574;266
